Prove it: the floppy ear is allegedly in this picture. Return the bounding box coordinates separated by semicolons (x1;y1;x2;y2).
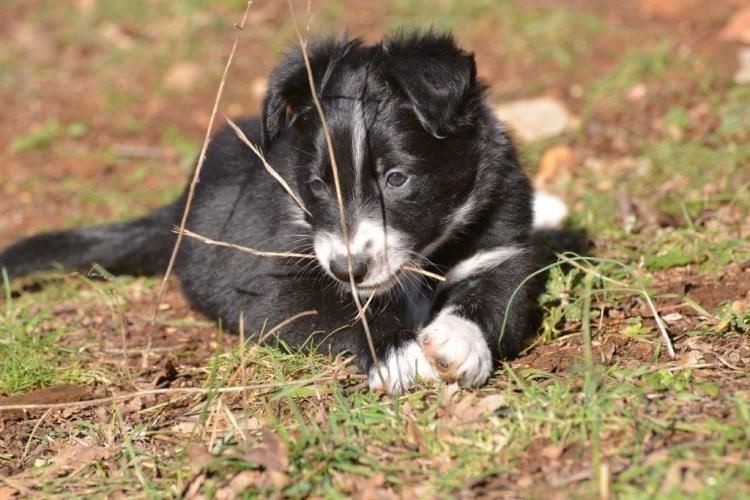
381;31;479;138
261;37;358;149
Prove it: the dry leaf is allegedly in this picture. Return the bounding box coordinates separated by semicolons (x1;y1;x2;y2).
535;145;575;187
638;0;699;19
244;427;289;472
660;459;701;494
215;471;258;500
0;487;19;500
475;394;507;414
541;445;565;460
720;6;750;44
44;446;111;477
186;442;214;474
406;418;427;452
182;472;206;500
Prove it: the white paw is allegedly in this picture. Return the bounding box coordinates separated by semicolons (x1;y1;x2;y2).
418;307;493;387
368;341;440;395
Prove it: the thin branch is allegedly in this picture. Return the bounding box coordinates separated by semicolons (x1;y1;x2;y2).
225;116;311;217
176;227;313;259
21;408;52;462
286;0;384;388
151;1;254;328
0;374;364;412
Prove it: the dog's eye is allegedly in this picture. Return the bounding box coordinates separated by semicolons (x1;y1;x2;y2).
386;171;408;188
309;177;327;196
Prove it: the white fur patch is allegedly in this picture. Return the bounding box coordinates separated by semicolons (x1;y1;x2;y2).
419;307;492;387
313;219;411;293
446;246;523;282
420;196;477;256
352;102;366;184
532;191;568;230
368;341;440;394
287;199;311;229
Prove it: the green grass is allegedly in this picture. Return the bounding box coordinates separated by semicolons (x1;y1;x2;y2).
0;275;90;393
2;0;750;497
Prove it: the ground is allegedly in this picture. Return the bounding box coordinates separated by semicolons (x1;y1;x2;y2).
1;0;750;498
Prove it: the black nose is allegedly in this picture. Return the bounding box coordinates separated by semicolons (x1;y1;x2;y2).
329;256;368;283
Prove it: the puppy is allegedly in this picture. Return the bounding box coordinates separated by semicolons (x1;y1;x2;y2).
0;31;566;394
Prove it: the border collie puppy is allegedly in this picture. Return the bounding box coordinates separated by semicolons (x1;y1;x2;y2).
0;32;566;394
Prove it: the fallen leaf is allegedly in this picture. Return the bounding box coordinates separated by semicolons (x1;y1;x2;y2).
516;475;534;488
0;486;19;500
660;459;701;494
720;6;750;44
215;471;258;500
182;473;206;500
406;418;427;452
541;444;565;460
662;312;684;323
186;442;214;474
535;145;575;187
44;446;111;477
476;394;507;414
244;427;289;472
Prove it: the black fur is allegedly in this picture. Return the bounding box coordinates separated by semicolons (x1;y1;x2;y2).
0;31;540;387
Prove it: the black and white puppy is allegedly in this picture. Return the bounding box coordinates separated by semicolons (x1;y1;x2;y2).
0;32;567;394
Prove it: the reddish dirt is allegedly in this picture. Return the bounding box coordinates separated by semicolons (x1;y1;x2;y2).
2;1;750;494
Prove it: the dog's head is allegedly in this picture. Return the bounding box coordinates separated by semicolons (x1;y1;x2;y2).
261;31;487;295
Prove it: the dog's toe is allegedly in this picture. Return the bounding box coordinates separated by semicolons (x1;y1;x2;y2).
418;308;493;387
368;341;440;395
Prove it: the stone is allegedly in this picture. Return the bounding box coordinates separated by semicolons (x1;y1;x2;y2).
735;48;750;84
493;97;572;142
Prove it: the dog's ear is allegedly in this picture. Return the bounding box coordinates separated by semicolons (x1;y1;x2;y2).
381;32;478;138
261;37;357;149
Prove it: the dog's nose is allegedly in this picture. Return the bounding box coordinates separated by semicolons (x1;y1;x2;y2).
329;256;368;283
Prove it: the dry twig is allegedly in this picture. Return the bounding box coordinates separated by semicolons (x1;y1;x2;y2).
151;1;254;327
176;227;312;259
0;374;363;412
225;116;311;217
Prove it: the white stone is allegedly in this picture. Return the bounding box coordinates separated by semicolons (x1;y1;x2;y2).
735;48;750;85
493;97;572;142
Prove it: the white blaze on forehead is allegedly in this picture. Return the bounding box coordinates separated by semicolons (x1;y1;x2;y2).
351;101;367;182
446;246;524;283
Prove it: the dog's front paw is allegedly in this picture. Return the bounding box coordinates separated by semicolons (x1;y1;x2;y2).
418;308;493;387
368;341;440;395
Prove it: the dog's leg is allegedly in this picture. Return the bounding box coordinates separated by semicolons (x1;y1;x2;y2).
419;246;537;387
358;313;439;395
214;274;437;394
